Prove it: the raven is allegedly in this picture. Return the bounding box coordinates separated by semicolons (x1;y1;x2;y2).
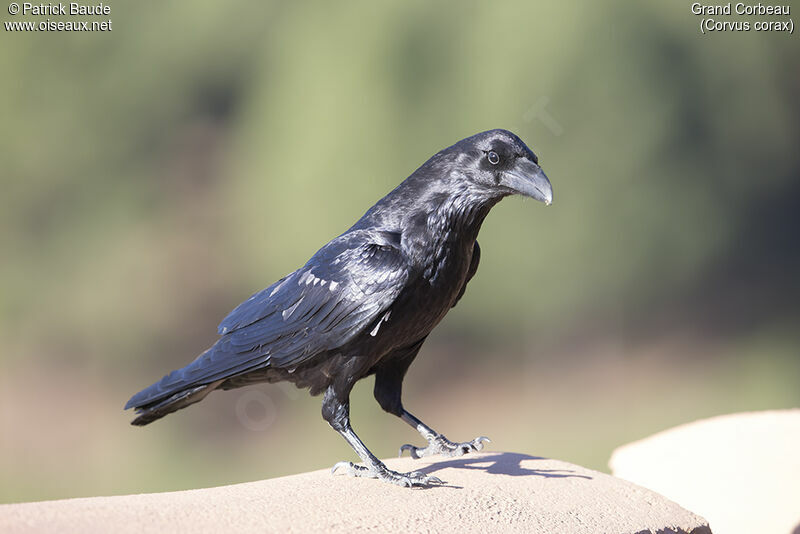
126;129;553;487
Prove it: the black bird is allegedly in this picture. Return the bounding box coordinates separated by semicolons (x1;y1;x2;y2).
126;129;553;487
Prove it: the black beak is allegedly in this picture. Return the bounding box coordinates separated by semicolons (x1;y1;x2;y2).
501;158;553;206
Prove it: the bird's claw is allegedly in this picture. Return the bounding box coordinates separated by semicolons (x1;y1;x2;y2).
399;435;490;459
331;461;443;487
398;443;421;459
331;461;359;475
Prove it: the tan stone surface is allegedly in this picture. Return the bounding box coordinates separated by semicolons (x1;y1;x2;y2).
611;410;800;534
1;452;709;534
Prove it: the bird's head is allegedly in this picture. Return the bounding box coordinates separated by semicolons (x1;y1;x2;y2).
444;129;553;206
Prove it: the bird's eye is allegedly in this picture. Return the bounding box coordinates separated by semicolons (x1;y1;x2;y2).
487;151;500;165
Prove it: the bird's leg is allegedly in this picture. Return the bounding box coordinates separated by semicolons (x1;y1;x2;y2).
397;410;490;459
322;385;442;487
373;360;489;460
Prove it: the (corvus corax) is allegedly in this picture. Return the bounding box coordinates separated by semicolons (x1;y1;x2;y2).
126;129;553;487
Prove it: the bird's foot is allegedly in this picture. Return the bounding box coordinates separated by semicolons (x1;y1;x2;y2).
331;461;443;487
399;434;490;459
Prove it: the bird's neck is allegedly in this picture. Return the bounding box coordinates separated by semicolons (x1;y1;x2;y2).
402;186;499;260
430;190;497;242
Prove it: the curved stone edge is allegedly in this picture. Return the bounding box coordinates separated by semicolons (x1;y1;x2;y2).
2;452;711;534
611;410;800;534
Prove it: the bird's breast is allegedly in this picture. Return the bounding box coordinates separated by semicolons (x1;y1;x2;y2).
377;239;473;344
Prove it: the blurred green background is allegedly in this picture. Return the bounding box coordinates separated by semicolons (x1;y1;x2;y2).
1;1;798;504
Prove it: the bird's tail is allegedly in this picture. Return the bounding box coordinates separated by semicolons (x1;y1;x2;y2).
126;379;223;426
125;343;229;426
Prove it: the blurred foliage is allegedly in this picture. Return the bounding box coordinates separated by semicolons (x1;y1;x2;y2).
1;0;798;503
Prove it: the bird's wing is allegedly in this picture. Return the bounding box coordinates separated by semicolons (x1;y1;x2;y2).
206;229;409;377
126;230;409;410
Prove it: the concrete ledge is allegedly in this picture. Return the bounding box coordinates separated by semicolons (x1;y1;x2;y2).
611;410;800;534
1;452;710;533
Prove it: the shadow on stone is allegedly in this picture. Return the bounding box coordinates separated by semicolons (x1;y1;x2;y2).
417;452;593;480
